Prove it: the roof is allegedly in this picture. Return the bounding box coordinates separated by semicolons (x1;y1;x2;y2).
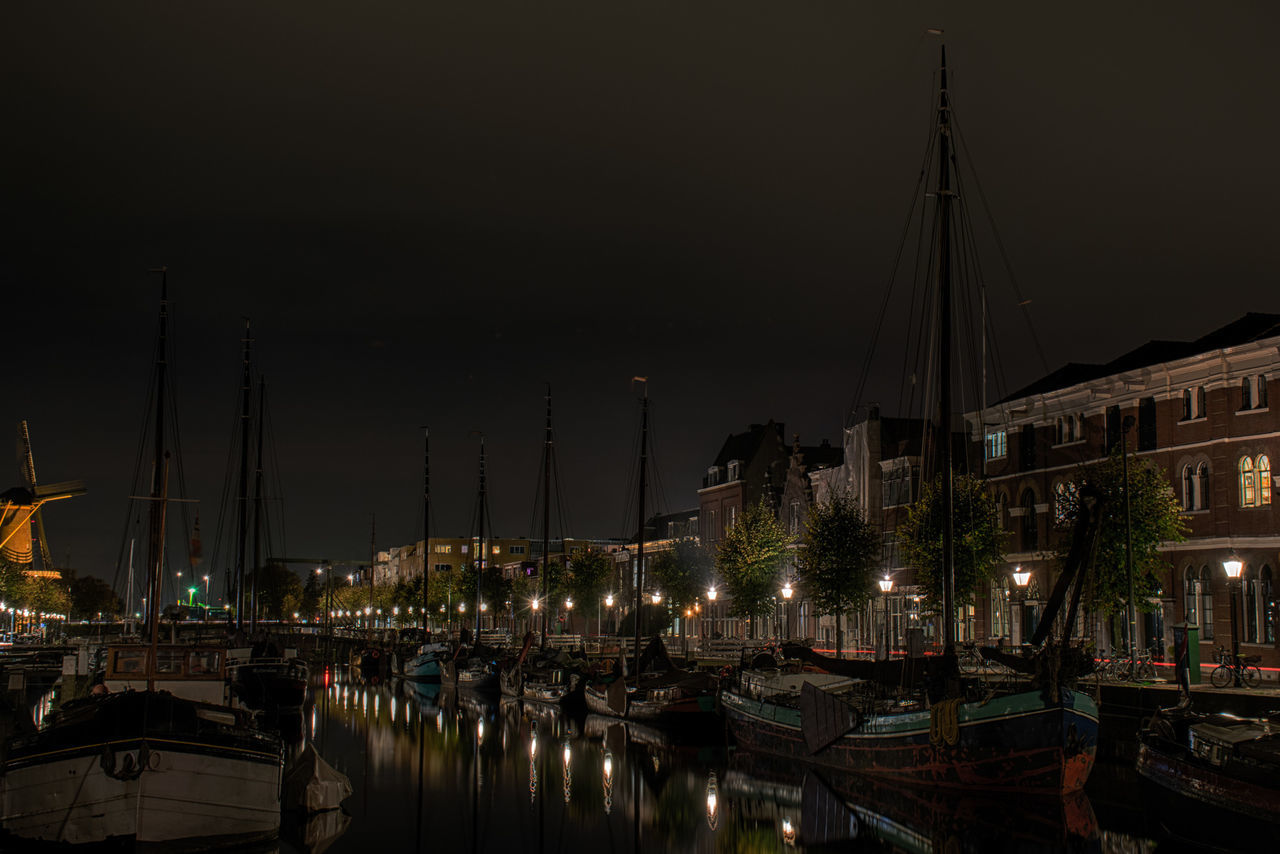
999;313;1280;403
712;421;784;468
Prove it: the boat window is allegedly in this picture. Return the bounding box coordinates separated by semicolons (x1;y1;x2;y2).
113;649;146;675
189;649;222;675
156;649;184;674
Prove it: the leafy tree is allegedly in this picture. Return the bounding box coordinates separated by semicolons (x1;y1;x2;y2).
899;473;1007;614
458;560;511;622
798;489;881;657
300;570;324;620
1054;452;1187;615
566;549;614;611
67;571;124;619
246;562;303;620
715;500;789;636
650;538;715;612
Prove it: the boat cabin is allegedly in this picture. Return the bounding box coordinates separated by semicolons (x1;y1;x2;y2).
103;644;229;705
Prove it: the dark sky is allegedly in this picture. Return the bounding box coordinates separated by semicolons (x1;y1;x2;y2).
5;3;1278;587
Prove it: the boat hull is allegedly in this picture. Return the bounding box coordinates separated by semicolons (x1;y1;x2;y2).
3;735;282;846
1136;739;1280;825
721;687;1097;795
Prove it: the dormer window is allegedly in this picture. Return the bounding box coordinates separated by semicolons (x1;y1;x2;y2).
726;460;741;481
706;466;722;487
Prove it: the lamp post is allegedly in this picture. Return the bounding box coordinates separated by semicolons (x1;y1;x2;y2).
878;576;894;660
563;598;572;634
1224;554;1244;686
203;575;210;622
781;581;794;641
1012;566;1031;646
707;585;717;641
1121;414;1138;680
604;592;614;637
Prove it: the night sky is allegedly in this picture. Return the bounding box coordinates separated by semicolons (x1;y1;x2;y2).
5;3;1278;587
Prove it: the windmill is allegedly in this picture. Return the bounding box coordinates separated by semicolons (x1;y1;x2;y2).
0;422;85;571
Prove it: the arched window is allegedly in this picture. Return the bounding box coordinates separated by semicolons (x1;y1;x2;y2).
1199;565;1215;641
1263;566;1276;644
1240;456;1257;507
996;492;1009;530
1244;565;1259;643
1183;565;1198;625
1020;489;1038;552
1197;462;1211;510
1259;455;1271;506
1182;465;1194;510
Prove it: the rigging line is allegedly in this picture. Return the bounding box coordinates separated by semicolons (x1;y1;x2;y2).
112;361;160;595
646;401;669;517
209;376;245;602
901;183;939;421
526;445;549;542
617;401;643;540
849;107;939;423
550;441;572;543
950;109;1052;377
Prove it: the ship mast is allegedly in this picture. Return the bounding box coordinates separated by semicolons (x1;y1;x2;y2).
145;268;169;643
233;319;252;631
540;384;553;648
632;379;648;683
936;45;957;655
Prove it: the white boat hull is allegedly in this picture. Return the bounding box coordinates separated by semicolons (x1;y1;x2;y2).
3;737;282;846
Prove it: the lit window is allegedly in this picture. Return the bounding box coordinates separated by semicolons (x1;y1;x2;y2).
1053;481;1077;525
1241;456;1258;507
1259;455;1272;506
985;431;1007;460
492;546;501;555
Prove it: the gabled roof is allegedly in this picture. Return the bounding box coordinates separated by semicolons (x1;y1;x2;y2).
999;313;1280;403
712;421;783;468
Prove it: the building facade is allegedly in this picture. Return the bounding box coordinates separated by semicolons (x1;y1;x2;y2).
969;314;1280;670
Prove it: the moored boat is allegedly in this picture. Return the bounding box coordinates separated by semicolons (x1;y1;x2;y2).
721;678;1098;795
1137;704;1280;831
1;690;283;847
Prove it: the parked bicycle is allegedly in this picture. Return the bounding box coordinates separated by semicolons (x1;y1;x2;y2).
1099;650;1156;682
1209;645;1261;688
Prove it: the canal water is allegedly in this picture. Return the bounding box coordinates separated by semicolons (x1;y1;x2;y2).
274;666;1207;854
17;669;1232;852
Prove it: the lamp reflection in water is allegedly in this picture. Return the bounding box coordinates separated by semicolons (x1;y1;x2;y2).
705;771;719;830
781;816;796;847
477;717;485;744
602;749;614;815
562;740;572;804
528;721;538;803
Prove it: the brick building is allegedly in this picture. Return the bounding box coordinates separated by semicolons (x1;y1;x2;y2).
969;314;1279;671
698;421;791;544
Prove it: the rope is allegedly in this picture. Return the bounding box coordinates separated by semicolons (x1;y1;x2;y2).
929;697;962;747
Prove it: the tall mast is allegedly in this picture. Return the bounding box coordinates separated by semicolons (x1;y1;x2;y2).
147;267;170;635
541;384;552;648
421;427;430;631
632;379;648;683
368;515;376;639
936;45;956;653
250;379;266;634
147;453;171;689
145;268;168;637
474;437;487;636
233;319;253;631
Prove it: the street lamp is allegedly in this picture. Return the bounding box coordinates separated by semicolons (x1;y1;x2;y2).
1224;553;1244;686
651;591;662;606
1012;566;1031;645
878;575;894;660
781;581;794;641
564;598;573;634
707;585;718;641
603;593;614;636
203;575;210;622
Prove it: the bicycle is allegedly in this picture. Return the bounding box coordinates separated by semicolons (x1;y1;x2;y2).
1209;646;1261;688
1100;650;1156;682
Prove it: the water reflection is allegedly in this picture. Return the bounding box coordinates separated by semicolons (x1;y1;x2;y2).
290;669;1162;853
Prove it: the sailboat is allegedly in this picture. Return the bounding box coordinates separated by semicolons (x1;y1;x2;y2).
720;46;1099;795
1;272;284;847
403;428;448;682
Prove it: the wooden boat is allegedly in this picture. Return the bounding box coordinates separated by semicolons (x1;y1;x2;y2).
230;653;309;711
2;690;283;847
1137;704;1280;832
721;677;1098;795
583;637;718;723
0;275;284;847
403;641;449;682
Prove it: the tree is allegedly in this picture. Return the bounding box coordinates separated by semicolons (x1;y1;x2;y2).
651;538;715;612
798;489;881;657
1054;452;1188;616
67;572;124;619
565;549;613;633
245;562;303;621
898;473;1007;614
715;500;789;637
